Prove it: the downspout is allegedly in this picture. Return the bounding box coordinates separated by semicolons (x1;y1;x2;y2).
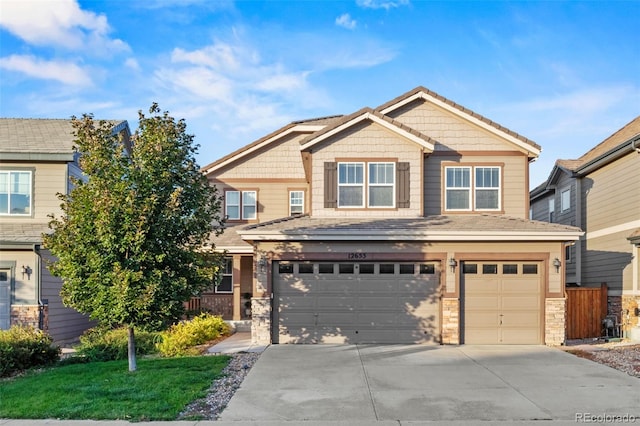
33;244;46;330
575;177;582;286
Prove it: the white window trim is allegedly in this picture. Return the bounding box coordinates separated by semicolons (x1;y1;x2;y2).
474;166;501;211
0;170;33;216
215;258;233;294
561;187;571;212
338;162;365;208
444;166;472;211
224;190;240;220
242;191;257;220
368;162;396;208
289;190;304;216
225;190;258;220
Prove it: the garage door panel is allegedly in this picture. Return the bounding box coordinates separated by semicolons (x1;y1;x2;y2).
501;296;540;310
275;261;441;344
463;261;542;345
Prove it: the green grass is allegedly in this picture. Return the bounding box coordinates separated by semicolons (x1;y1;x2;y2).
0;355;230;421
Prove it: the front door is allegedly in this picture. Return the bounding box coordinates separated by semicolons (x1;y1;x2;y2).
0;269;10;330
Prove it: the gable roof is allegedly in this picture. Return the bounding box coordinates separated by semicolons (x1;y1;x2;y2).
531;115;640;198
0;118;129;161
238;214;582;242
376;86;542;158
202;115;342;174
299;107;435;152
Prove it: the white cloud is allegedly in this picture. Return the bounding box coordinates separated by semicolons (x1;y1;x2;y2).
356;0;410;10
0;0;129;54
0;54;93;87
336;13;357;30
125;58;141;71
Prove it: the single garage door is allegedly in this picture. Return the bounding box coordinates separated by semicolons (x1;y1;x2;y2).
274;261;440;344
463;261;542;344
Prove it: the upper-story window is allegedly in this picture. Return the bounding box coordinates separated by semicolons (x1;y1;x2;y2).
444;166;501;211
337;162;396;208
225;190;257;220
368;163;395;208
289;190;304;215
548;198;555;222
561;188;571;212
325;161;409;209
338;162;364;207
0;171;32;216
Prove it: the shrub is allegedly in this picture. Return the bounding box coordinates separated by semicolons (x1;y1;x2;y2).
157;313;230;357
75;327;159;362
0;326;60;377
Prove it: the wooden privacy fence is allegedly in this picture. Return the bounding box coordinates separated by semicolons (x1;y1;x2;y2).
565;283;608;339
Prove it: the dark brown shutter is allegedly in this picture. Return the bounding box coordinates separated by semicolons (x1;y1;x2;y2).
324;162;337;208
396;162;410;208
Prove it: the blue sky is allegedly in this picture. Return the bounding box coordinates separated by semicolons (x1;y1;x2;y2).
1;0;638;188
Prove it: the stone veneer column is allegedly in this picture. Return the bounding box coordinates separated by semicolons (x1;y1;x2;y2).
251;297;271;345
441;298;460;344
545;298;566;346
622;295;640;341
10;305;40;329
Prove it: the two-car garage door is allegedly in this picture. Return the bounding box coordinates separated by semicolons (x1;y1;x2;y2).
273;261;440;344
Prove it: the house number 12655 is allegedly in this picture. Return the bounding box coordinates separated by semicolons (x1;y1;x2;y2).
347;253;367;260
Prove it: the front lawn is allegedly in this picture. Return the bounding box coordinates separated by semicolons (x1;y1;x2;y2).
0;355;230;421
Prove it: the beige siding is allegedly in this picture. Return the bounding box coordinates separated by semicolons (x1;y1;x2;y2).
387;100;524;152
1;250;38;304
0;161;68;222
310;121;423;217
213;133;308;180
424;153;528;218
40;250;95;344
213;181;309;223
583;152;640;231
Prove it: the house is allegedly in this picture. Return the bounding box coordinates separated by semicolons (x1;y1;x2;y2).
0;118;131;344
203;86;583;346
530;116;640;340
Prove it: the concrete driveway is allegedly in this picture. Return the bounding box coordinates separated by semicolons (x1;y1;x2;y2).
220;344;640;423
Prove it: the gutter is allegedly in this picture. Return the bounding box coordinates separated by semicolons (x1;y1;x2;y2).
33;244;47;331
575;134;640;176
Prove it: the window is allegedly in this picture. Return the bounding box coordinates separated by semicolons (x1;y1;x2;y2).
359;264;375;274
529;207;533;220
319;264;334;274
289;191;304;215
339;264;354;274
503;264;518;274
445;167;471;210
225;190;257;220
444;166;500;211
278;263;293;274
561;188;571;212
298;263;314;274
399;264;415;274
548;198;555;223
368;162;395;208
475;167;500;210
523;264;538;274
463;263;478;274
482;264;498;274
338;162;364;207
0;171;32;215
379;264;395;274
420;264;435;274
565;244;573;263
215;258;233;293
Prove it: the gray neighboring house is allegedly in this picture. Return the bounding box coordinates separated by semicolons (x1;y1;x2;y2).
0;118;131;343
530;115;640;340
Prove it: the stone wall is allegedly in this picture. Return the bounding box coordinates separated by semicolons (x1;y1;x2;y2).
621;295;640;336
10;305;40;329
251;297;271;345
545;298;566;346
441;298;459;344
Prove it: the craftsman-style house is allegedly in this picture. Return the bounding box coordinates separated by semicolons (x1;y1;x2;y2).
202;87;582;346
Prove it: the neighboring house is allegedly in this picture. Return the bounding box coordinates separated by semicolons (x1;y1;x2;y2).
203;86;582;346
0;118;131;344
530;116;640;340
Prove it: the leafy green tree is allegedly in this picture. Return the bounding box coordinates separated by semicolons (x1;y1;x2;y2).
44;104;224;371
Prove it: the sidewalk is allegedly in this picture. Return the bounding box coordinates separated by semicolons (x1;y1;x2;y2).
207;331;268;354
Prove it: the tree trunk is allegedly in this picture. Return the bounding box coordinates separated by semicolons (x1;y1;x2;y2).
127;326;137;372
